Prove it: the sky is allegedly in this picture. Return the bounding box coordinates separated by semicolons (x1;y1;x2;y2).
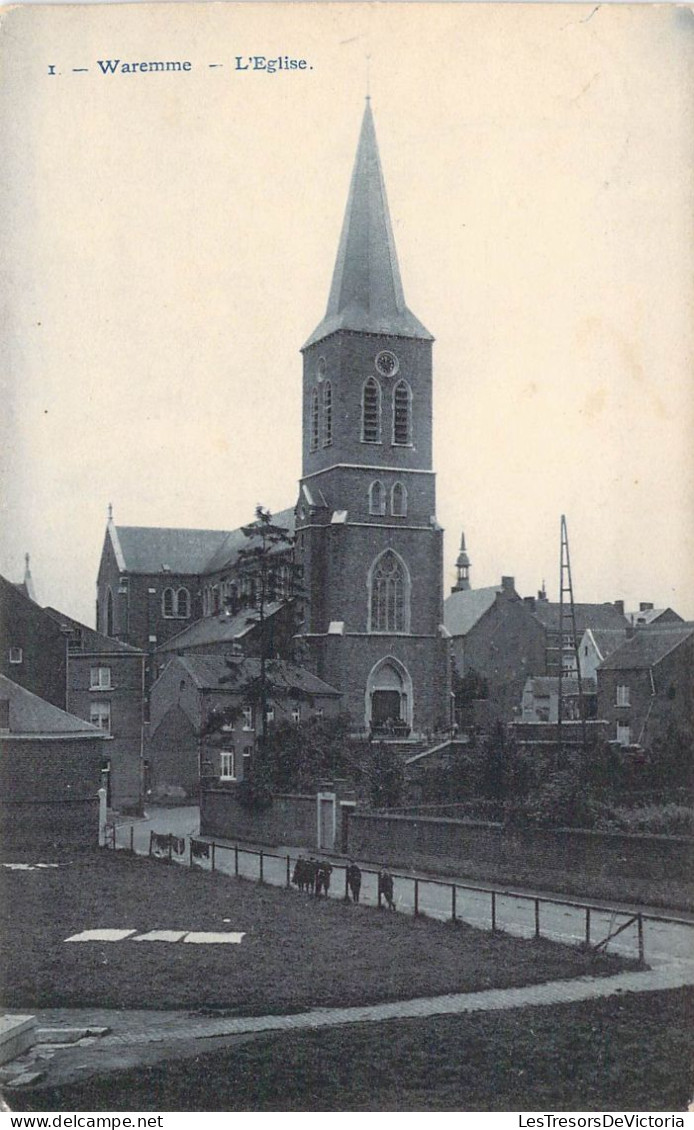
1;2;693;625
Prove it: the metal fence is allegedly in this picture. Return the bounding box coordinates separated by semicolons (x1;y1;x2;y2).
101;822;694;963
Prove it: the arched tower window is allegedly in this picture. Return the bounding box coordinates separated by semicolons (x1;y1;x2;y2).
106;587;114;636
369;480;386;516
176;587;190;618
322;381;333;446
391;481;407;517
310;389;319;452
368;550;410;633
393;380;412;446
362;377;381;443
162;587;175;617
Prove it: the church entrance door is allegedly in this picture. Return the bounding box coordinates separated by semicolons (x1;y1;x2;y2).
371;690;402;727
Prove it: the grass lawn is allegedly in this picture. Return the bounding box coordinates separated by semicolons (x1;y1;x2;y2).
9;989;693;1112
0;849;635;1013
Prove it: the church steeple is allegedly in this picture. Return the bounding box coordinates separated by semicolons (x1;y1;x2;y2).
303;101;432;349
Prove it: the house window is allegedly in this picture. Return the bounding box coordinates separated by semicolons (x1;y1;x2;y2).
242;707;253;730
392;380;412;445
0;699;9;731
616;722;631;746
176;588;190;618
322;381;333;446
369;550;409;633
315;708;324;721
291;706;301;724
362;377;381;443
220;750;236;780
616;685;631;707
8;647;22;665
391;481;407;517
162;588;175;617
266;707;275;724
310;388;319;452
90;666;112;690
90;701;111;733
369;480;386;516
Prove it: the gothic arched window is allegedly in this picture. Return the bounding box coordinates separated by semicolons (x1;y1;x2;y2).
176;587;190;618
106;587;114;636
362;377;381;443
310;389;319;452
393;380;412;446
391;481;407;517
162;587;175;617
369;480;386;516
369;550;409;633
322;380;333;446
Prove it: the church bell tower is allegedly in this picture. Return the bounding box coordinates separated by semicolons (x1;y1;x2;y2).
295;101;450;736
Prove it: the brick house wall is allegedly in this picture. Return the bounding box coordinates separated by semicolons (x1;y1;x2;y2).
0;578;66;709
598;632;694;748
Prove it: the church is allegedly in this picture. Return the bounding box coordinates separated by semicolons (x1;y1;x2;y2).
96;101;451;740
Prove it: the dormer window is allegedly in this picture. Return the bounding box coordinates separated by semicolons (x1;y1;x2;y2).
8;647;22;665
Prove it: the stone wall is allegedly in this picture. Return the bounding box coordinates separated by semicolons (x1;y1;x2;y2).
201;787;317;847
345;811;693;883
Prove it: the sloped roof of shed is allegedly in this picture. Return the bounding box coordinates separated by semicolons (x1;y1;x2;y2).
0;674;108;739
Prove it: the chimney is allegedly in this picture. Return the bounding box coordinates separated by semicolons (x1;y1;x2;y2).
523;595;536;612
501;576;515;595
613;600;625;616
639;602;654;613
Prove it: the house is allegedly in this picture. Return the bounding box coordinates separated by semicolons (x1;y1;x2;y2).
0;574;67;710
627;603;683;627
444;573;546;726
148;654;343;800
525;591;630;675
152;600;296;680
520;675;597;724
596;623;694;749
578;627;628;681
42;608;146;813
0;674;108;849
95;506;296;693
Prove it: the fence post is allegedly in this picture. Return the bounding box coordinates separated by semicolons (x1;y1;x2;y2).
211;842;216;872
234;845;239;876
286;855;291;889
168;835;173;864
534;899;540;939
190;839;194;868
414;878;419;918
585;907;591;948
491;890;497;932
149;830;155;858
130;825;134;854
344;867;350;902
259;851;264;884
451;884;457;923
637;913;644;964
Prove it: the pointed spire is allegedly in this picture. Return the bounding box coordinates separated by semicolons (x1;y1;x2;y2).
452;530;471;593
303;102;432;349
22;553;36;603
107;502;113;523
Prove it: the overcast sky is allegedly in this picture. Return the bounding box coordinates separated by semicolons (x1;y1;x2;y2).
1;2;692;625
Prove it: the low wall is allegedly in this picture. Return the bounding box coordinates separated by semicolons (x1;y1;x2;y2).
0;797;100;850
346;811;694;884
201;787;316;847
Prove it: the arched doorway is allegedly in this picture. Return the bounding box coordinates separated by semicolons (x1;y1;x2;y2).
365;657;413;734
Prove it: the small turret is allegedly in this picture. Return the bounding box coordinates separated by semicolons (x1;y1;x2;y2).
452;530;471;593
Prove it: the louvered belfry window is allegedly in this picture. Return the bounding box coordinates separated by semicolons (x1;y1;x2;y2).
310;389;319;451
362;378;381;443
323;381;333;446
393;380;412;445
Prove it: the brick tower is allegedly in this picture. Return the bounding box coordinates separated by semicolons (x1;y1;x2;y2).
295;101;450;736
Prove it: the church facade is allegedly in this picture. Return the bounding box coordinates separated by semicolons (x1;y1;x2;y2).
294;101;450;735
96;102;451;739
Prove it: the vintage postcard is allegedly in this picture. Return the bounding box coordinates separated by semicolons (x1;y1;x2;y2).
0;1;692;1116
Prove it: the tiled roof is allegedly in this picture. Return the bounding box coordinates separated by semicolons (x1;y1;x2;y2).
172;654;341;697
531;602;628;633
587;628;628;661
156;602;285;653
599;624;694;671
203;507;296;574
444;586;506;637
42;607;143;654
115;526;229;575
525;676;595;695
0;675;108;739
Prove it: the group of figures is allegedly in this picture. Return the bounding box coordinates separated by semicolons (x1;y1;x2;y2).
291;856;334;897
291;856;396;909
